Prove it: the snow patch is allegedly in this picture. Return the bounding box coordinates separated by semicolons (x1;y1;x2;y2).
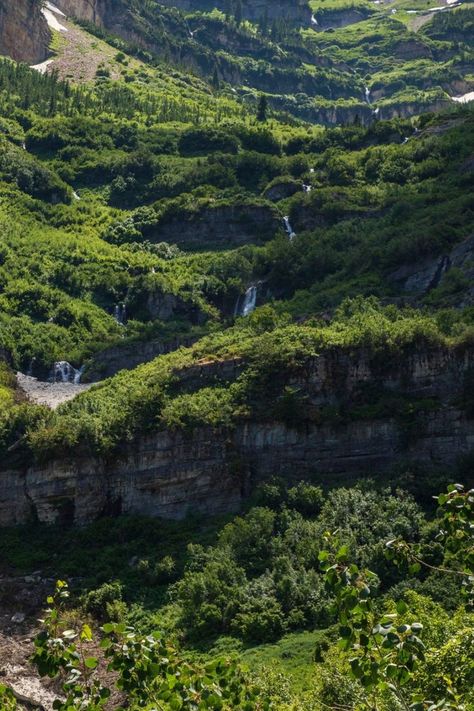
452;91;474;104
42;7;68;32
45;1;66;16
30;58;54;74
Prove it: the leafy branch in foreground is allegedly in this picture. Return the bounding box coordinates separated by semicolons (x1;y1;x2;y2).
386;484;474;605
320;483;474;711
319;539;426;711
32;580;270;710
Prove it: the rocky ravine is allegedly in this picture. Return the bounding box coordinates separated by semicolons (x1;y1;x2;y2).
0;0;51;64
1;345;473;527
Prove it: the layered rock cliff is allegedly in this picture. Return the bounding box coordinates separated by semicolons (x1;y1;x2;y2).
150;203;280;249
1;345;473;526
0;0;50;64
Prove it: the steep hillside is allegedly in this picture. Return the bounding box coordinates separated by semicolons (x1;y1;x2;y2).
0;6;474;711
45;0;474;124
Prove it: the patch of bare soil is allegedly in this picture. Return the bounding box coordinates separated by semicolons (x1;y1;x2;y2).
0;574;125;709
33;9;130;83
48;21;126;83
0;575;61;710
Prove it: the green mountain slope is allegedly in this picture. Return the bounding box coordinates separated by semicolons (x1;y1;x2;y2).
0;6;473;711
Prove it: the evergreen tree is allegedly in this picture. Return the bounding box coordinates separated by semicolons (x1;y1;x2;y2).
257;94;268;122
211;66;220;91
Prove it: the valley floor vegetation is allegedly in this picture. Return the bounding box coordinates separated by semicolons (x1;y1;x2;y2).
0;480;473;709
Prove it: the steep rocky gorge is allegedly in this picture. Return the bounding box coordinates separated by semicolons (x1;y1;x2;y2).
0;0;50;64
1;345;473;527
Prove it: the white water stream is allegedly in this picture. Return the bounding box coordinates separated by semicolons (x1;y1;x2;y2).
52;361;84;384
235;286;258;317
283;216;296;241
115;303;127;325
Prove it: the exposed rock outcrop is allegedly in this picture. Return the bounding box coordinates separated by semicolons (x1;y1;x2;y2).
263;179;301;202
1;345;473;527
150;203;280;248
152;0;312;25
0;0;50;64
313;8;373;30
389;233;474;305
54;0;108;25
84;335;198;381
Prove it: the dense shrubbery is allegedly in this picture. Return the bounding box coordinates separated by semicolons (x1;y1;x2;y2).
1;480;472;709
13;297;465;461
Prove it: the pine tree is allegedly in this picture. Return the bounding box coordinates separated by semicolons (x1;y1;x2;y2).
257;94;268;122
211;66;220;91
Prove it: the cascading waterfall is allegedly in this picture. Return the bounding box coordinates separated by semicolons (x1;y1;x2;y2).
303;184;312;193
235;286;258;317
115;303;127;325
52;361;83;384
365;86;371;104
310;14;318;25
242;286;258;317
283;216;296;241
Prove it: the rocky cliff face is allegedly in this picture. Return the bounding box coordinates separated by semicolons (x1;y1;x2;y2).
54;0;108;24
54;0;311;37
84;335;198;381
1;345;473;527
0;0;50;64
313;8;373;30
150;0;311;25
151;204;280;248
389;233;474;305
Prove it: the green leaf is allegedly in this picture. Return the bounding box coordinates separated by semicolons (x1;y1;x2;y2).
396;600;408;615
336;545;349;561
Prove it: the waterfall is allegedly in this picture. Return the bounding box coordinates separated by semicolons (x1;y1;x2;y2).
402;137;409;144
365;86;371;105
115;303;127;325
303;184;312;193
311;13;318;25
52;361;83;384
283;216;296;241
242;286;258;317
72;191;81;201
373;107;380;117
235;286;258;317
73;365;85;385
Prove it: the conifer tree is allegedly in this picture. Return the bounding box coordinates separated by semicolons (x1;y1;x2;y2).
257;94;268;122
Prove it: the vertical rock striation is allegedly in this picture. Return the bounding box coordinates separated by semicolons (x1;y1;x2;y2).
0;0;50;64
